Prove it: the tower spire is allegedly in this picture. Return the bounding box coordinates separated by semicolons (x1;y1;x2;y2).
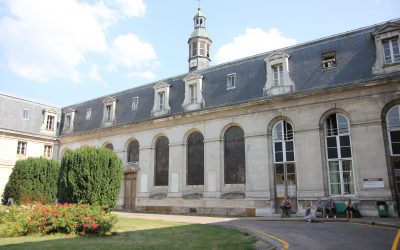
188;7;212;72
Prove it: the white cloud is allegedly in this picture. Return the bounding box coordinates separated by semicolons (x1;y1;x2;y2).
128;70;156;80
88;64;107;86
0;0;150;83
215;28;297;64
114;0;146;18
109;33;158;69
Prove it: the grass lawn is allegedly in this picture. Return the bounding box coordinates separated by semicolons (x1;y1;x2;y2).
0;217;256;249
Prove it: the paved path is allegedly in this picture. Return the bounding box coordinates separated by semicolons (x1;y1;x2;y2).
115;212;400;249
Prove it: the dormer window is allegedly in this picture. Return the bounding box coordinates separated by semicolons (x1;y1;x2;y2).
152;82;171;117
132;97;139;110
322;52;336;69
182;73;204;112
273;64;283;85
102;97;116;127
22;109;29;120
383;38;400;64
227;73;236;89
263;52;294;96
372;21;400;75
62;108;76;133
40;108;58;135
86;109;91;120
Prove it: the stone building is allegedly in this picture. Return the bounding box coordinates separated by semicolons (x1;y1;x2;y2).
0;94;60;195
3;8;400;217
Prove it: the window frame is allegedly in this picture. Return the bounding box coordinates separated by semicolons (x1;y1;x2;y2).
273;64;283;86
46;115;55;130
22;109;29;120
158;92;165;110
387;105;400;156
324;113;355;196
383;38;400;65
131;97;139;111
86;109;92;120
226;73;236;90
272;121;295;164
17;141;27;155
322;52;337;69
44;145;53;159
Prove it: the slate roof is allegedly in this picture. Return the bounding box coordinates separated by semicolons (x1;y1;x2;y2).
60;20;400;135
0;93;60;138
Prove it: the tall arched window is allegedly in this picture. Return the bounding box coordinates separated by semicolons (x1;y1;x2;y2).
224;126;245;184
155;136;169;186
104;143;114;151
387;105;400;155
325;113;354;195
187;131;204;185
127;140;140;163
272;120;297;211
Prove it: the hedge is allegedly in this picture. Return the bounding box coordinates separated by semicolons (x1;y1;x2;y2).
2;157;60;205
58;147;123;210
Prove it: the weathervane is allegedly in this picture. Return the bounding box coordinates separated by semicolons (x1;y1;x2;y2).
195;0;201;8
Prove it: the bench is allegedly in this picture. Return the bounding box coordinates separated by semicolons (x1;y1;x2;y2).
334;201;360;218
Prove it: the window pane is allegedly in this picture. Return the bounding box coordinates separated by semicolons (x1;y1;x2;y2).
275;142;283;152
343;171;354;184
391;131;400;143
388;107;400;129
328;148;338;159
330;183;341;195
287;163;295;174
284;122;293;140
327;137;337;147
127;140;139;162
273;122;283;140
340;147;352;158
337;114;349;134
383;41;392;63
339;136;350;146
342;160;353;172
392;142;400;155
330;172;341;183
286;151;294;162
275;152;283;162
326;114;337;136
275;164;284;175
344;182;355;195
329;161;339;171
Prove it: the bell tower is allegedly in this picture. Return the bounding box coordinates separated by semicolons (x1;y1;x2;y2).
188;8;212;72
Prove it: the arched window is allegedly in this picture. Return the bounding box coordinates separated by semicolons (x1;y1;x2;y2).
104;143;114;151
325;113;354;195
272;120;297;211
273;121;294;163
187;132;204;185
127;140;139;163
387;105;400;155
224;126;245;184
155;136;169;186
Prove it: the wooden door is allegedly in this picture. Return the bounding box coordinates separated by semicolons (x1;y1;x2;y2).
124;172;137;209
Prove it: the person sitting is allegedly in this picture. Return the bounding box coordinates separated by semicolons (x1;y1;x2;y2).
325;199;336;218
280;196;291;217
304;200;316;223
345;198;354;219
315;198;324;218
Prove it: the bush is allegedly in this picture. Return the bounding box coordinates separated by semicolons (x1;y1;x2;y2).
0;203;117;237
2;157;60;205
58;147;123;210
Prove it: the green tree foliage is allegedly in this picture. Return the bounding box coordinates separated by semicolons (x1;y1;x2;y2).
58;147;123;210
2;157;60;205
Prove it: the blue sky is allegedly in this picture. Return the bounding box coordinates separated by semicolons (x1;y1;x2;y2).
0;0;399;107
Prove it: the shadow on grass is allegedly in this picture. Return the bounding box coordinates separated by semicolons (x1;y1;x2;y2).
0;223;256;250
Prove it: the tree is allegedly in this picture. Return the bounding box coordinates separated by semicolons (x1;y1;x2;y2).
2;157;60;205
58;147;123;210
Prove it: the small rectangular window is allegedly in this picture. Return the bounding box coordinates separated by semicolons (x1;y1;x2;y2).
132;97;139;110
44;145;52;159
273;64;283;85
158;92;165;110
227;73;236;89
322;52;336;69
86;109;92;120
46;115;55;130
105;105;112;121
22;109;29;120
65;115;71;130
189;85;197;103
383;38;400;64
17;141;27;155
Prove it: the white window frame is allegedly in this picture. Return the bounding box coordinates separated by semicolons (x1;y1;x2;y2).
44;145;53;159
46;115;55;130
189;84;197;103
383;38;400;65
387;105;400;156
325;113;355;196
22;109;29;120
227;73;236;90
101;97;116;127
65;115;71;130
272;64;283;86
272;121;295;163
152;82;171;117
132;97;139;110
158;92;165;110
86;109;92;120
17;141;27;155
